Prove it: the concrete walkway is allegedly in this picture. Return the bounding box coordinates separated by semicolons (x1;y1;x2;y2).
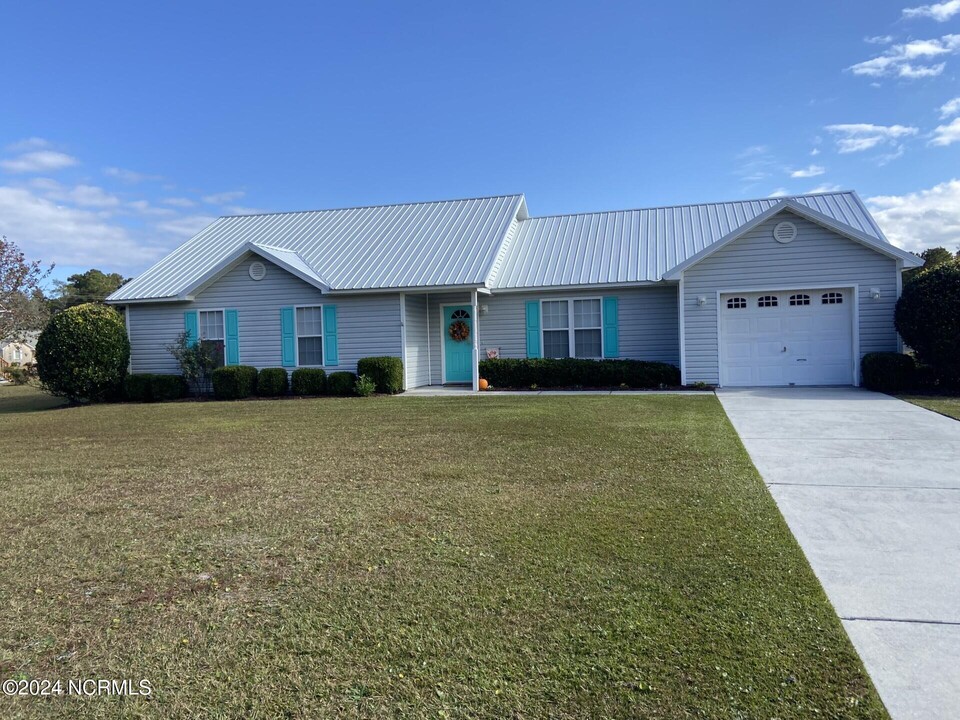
717;387;960;720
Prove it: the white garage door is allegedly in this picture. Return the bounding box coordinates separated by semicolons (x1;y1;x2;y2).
720;288;854;386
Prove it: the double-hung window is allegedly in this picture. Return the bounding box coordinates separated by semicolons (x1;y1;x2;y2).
541;298;603;359
198;310;225;367
296;306;324;366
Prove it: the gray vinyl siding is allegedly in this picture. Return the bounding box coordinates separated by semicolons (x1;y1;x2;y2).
421;286;679;385
403;294;430;388
682;211;900;385
127;255;402;374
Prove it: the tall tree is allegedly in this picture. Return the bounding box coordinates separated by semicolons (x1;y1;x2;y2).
0;236;51;341
904;246;958;284
50;268;129;312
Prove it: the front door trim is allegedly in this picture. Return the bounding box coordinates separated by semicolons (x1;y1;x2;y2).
440;303;474;384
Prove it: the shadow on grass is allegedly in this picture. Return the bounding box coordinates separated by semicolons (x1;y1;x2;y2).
0;385;68;414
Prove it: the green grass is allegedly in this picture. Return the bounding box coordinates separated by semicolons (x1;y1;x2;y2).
898;393;960;420
0;387;885;718
0;383;67;413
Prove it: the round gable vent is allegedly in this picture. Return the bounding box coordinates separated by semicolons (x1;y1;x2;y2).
249;261;267;281
773;221;797;244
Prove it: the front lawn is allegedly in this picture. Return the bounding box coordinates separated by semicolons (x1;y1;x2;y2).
898;393;960;420
0;387;885;718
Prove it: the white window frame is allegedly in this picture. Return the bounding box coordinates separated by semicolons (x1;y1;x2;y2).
539;297;605;360
13;346;22;363
197;308;226;342
294;304;325;368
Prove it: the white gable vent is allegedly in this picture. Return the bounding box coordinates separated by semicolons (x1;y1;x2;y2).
249;261;267;281
773;221;797;244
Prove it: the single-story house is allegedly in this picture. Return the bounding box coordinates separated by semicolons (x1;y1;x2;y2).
1;333;38;367
106;191;922;390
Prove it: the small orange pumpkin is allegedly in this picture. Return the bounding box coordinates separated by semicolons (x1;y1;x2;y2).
478;378;489;391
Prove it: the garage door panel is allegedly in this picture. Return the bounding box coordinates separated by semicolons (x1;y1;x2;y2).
720;289;853;387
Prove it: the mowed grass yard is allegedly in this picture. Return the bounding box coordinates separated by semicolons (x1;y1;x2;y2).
899;393;960;420
0;386;885;719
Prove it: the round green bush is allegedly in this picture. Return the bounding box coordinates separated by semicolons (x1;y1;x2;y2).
291;368;326;396
36;303;130;403
356;356;404;394
211;365;258;400
326;371;357;396
861;352;917;393
257;368;289;396
896;264;960;383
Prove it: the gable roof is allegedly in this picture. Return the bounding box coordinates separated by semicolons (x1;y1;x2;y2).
107;190;917;302
660;198;923;279
490;191;908;289
108;194;527;302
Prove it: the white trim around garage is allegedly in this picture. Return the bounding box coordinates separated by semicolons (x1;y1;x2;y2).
714;283;860;388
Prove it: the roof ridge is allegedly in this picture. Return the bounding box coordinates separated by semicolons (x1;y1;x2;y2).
524;190;856;221
218;193;525;220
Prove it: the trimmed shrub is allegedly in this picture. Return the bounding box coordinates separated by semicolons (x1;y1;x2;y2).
356;356;404;394
36;303;130;403
327;371;357;396
291;368;326;396
211;365;258;400
861;352;916;393
257;367;289;397
896;264;960;384
354;374;376;397
478;358;680;389
124;373;188;402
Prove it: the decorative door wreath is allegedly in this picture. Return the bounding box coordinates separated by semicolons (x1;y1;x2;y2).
448;309;471;342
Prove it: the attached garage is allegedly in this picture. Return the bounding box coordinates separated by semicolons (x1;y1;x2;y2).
719;288;854;387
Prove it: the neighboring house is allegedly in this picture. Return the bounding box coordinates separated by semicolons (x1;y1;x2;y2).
106;191;922;390
1;333;38;367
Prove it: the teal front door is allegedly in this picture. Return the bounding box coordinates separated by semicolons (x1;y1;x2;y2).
443;305;473;383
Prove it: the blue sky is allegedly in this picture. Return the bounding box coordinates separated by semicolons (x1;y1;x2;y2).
2;1;959;283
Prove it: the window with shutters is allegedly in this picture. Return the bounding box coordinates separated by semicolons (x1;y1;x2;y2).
198;310;225;367
295;306;324;366
541;298;603;359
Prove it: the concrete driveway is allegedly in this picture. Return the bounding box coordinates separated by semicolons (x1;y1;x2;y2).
717;387;960;720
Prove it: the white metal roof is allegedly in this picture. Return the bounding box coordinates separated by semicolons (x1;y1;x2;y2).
490;191;890;289
108;190;908;302
108;195;526;301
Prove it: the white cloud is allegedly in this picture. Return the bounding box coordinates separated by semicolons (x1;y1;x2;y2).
0;186;159;268
768;188;790;198
5;138;51;153
223;205;266;216
155;215;217;237
161;196;196;208
824;123;919;153
809;183;843;193
866;179;960;253
127;200;176;217
940;97;960;117
903;0;960;21
735;146;777;184
930;117;960;145
202;190;245;204
790;164;826;178
0;150;79;174
865;34;894;44
848;34;960;78
103;166;162;184
810;147;821;156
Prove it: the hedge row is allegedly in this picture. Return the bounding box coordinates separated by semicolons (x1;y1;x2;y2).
860;352;952;394
478;358;680;389
124;373;188;402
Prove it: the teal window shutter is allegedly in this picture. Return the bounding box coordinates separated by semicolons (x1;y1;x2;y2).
323;305;339;366
525;301;541;358
184;311;199;347
224;309;240;365
603;296;619;358
280;307;295;367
